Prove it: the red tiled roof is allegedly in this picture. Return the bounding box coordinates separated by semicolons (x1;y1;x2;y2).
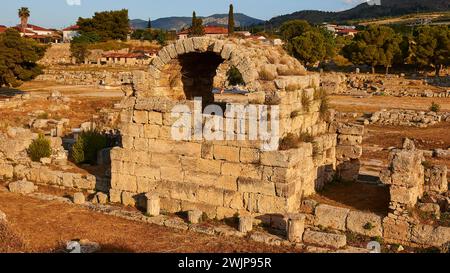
15;24;51;31
178;26;228;35
337;28;358;34
63;25;79;31
0;25;7;33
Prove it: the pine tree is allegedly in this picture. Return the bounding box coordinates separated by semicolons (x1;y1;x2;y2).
228;4;235;35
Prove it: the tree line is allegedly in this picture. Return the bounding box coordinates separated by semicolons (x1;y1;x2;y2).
281;20;450;75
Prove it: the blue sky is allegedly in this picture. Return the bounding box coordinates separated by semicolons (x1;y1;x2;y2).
1;0;365;28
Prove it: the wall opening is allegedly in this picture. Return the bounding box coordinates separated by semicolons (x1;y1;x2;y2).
179;52;224;106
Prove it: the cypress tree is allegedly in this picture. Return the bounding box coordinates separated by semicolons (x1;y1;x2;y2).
228;4;235;35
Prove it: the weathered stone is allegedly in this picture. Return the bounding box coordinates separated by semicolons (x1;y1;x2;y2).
346;211;383;237
238;215;253;233
8;180;37;194
314;204;349;231
145;193;160;216
187;209;203;224
73;192;85;204
286;214;306;242
303;230;346;249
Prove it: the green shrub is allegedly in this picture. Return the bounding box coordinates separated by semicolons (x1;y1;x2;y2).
71;130;108;164
429;102;441;112
227;66;245;86
28;134;52;162
363;222;375;230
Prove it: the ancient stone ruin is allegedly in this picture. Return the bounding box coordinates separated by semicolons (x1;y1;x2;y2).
109;37;362;222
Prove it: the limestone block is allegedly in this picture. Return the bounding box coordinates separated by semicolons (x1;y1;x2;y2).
424;165;448;194
336;145;362;160
133;110;148;124
382;218;410;242
221;44;234;60
143;124;160;139
109;189;122;203
217;176;238;191
222;162;241;176
165;43;178;59
161;166;183;182
73;192;85;204
238;177;275;196
0;163;14;179
188;209;203;224
213;145;240;162
197;186;224;207
238;215;253;233
389;185;419;207
175;40;186;55
148;111;163;125
286;214;306;242
121;191;136;206
94;192;108;204
338;135;363;146
314;204;350;231
8;180;37;194
411;224;450;247
146;193;160;216
337;123;364;136
346;211;383;237
302;230;346;249
240;148;260;164
223;191;244;209
183;38;195;53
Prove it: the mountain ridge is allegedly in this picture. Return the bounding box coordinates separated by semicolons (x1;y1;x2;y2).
268;0;450;26
131;13;264;30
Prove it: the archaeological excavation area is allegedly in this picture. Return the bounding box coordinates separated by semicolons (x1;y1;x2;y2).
1;37;450;253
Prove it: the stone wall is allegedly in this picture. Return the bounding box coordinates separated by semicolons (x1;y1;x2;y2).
36;70;133;87
0;127;103;192
110;93;337;219
368;109;450;127
379;138;450;247
334;122;364;182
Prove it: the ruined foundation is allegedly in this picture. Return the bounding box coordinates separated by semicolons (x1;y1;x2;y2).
109;37;360;220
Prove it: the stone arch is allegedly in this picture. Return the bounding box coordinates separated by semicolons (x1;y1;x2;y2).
133;37;260;100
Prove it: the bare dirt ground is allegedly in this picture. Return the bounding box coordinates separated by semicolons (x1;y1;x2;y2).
330;95;450;113
0;190;298;253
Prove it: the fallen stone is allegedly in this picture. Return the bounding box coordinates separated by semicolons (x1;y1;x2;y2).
303;230;347;249
8;180;37;194
73;192;85;204
187;210;203;224
314;204;349;231
346;211;383;237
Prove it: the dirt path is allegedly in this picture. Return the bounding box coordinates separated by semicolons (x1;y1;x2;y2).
0;190;297;253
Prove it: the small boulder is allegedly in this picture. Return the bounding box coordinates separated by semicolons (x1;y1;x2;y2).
8;180;37;194
0;210;6;222
73;192;85;205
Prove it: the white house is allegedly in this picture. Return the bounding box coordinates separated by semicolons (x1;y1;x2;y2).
62;25;80;43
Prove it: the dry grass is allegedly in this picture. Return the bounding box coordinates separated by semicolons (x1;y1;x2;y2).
279;132;313;150
259;68;277;81
301;92;311;112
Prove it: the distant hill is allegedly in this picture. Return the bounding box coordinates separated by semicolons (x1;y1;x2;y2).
269;0;450;26
131;13;264;30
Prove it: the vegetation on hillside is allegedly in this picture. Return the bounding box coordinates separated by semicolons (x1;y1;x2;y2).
70;9;130;63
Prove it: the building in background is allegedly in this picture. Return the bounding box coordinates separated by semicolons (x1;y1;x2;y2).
62;25;80;43
177;26;228;40
14;23;61;43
